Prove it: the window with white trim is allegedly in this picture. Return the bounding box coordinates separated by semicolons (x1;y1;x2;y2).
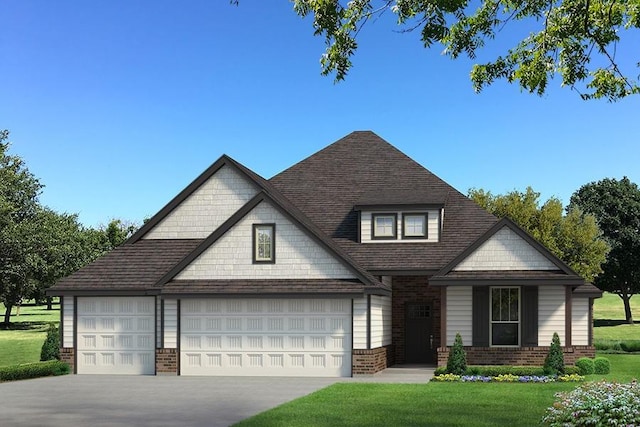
253;224;275;263
372;214;397;239
490;287;520;346
402;213;427;239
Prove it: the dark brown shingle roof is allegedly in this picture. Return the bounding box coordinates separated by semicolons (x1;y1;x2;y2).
269;131;498;271
50;239;202;293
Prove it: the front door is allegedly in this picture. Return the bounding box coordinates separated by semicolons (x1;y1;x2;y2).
405;303;433;363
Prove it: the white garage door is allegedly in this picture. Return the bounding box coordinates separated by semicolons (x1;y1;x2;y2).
77;297;156;375
180;298;352;377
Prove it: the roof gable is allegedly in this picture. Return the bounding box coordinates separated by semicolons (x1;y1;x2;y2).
156;191;388;293
435;218;580;277
129;156;263;242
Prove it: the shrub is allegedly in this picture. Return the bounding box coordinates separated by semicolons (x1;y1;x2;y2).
594;357;611;374
474;366;546;376
564;366;581;375
543;332;564;375
620;340;640;353
594;340;622;352
542;381;640;426
575;357;595;375
40;323;60;361
446;333;467;375
434;367;447;376
0;361;70;382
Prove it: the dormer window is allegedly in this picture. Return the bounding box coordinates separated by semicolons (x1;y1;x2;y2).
403;213;427;239
372;214;397;239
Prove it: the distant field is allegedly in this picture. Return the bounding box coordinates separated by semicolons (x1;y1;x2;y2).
593;292;640;341
0;303;60;367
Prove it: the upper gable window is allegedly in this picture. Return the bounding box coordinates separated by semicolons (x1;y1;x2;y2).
402;213;427;239
372;214;397;239
253;224;275;263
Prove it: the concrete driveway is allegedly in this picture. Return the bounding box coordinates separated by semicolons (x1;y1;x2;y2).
0;375;341;427
1;367;433;427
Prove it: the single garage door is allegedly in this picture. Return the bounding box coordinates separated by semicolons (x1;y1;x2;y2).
180;298;352;377
77;297;155;375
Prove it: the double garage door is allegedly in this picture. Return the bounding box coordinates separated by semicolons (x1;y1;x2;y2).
180;298;352;377
76;297;352;377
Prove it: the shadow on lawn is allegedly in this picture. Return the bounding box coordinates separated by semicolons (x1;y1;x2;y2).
594;319;640;327
0;321;53;331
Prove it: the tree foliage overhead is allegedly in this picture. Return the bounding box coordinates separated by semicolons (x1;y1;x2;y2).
290;0;640;101
570;176;640;323
469;186;609;282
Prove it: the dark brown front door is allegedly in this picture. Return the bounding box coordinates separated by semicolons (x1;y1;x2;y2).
405;303;433;363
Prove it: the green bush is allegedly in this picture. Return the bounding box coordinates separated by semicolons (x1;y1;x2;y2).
575;357;595;375
620;340;640;352
0;361;70;382
446;333;467;375
40;323;60;361
543;381;640;426
594;357;611;374
594;340;622;352
434;366;447;376
472;366;546;376
543;332;565;375
563;366;581;375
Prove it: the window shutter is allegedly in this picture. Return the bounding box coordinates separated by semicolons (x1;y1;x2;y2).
521;286;538;347
472;286;489;347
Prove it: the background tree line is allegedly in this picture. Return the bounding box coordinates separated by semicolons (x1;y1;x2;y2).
0;130;138;326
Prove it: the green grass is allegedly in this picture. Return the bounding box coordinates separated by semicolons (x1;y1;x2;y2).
593;292;640;341
0;303;60;367
235;354;639;427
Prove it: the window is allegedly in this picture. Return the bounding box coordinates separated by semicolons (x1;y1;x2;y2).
372;214;397;239
253;224;275;263
490;287;520;346
402;213;428;239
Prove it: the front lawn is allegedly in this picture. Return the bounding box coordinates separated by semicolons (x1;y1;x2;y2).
234;354;639;427
0;303;60;367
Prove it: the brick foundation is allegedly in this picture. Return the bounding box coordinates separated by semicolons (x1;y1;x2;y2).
156;348;178;375
60;348;75;373
437;346;597;367
392;276;441;364
352;345;393;375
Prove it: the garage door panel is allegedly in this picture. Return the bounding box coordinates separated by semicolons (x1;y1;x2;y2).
180;298;352;377
77;297;155;375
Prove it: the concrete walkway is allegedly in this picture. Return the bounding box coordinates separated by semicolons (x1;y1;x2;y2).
0;366;434;427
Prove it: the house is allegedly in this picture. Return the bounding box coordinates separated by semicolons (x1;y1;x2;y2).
48;131;601;376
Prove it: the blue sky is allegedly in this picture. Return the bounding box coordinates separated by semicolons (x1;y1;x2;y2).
2;1;638;227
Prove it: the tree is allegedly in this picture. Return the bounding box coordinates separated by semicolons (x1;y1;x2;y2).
543;332;565;375
570;177;640;324
287;0;640;101
469;187;608;282
446;332;467;375
0;131;43;325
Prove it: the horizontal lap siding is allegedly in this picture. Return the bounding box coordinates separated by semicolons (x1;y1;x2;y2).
446;287;472;346
353;298;367;350
144;165;258;239
63;296;74;348
164;299;178;349
572;298;589;346
370;296;392;348
538;286;565;345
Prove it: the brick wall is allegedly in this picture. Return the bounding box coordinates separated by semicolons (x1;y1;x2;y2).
156;348;178;374
60;348;74;373
437;346;597;366
352;345;393;374
392;276;441;364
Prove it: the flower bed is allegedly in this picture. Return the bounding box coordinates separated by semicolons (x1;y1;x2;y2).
432;373;584;383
